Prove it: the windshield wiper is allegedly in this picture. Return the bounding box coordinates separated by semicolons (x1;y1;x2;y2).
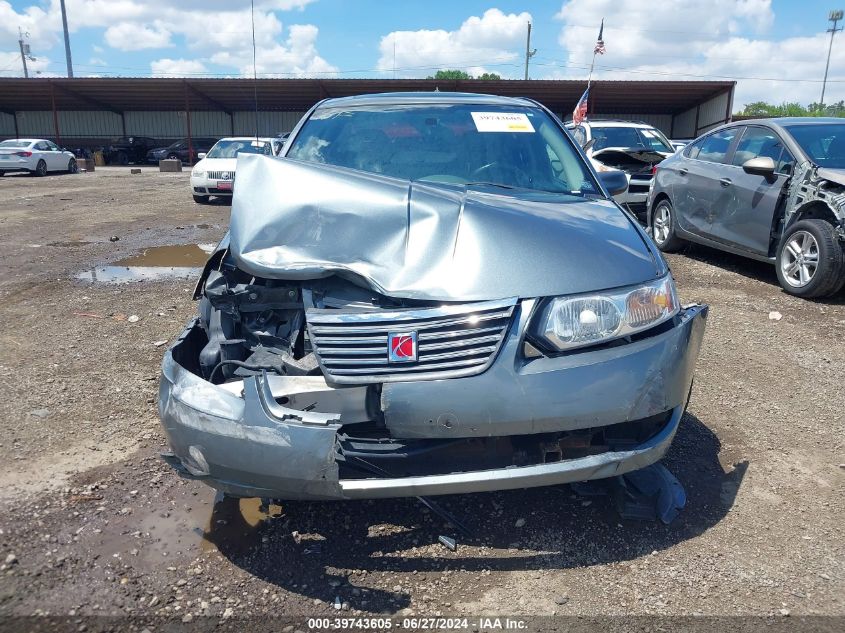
464;181;517;189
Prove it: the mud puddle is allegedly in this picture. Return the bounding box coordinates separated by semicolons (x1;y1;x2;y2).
76;243;215;283
134;486;288;565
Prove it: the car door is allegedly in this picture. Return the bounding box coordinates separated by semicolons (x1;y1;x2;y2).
707;125;794;256
45;141;66;170
32;141;51;170
672;127;741;239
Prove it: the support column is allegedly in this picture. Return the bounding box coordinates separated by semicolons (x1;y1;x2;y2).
50;81;61;146
184;81;194;163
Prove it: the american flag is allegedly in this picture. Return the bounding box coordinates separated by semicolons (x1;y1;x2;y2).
594;19;606;55
572;87;589;125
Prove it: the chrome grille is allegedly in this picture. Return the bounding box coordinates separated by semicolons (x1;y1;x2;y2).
206;170;235;180
306;297;516;384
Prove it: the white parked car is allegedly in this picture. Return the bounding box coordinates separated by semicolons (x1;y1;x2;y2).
190;137;282;203
566;120;673;220
0;138;78;177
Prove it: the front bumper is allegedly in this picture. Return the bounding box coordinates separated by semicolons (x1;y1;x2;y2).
158;304;707;500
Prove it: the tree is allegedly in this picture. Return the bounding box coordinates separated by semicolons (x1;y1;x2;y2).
428;69;472;80
426;69;501;80
735;100;845;118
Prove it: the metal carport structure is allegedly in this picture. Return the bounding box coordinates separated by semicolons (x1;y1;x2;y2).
0;77;735;148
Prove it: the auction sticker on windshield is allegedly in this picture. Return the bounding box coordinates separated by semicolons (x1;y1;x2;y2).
471;112;535;133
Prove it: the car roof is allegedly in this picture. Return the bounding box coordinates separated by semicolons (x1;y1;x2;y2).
2;138;44;144
313;91;538;109
582;120;656;128
215;137;278;142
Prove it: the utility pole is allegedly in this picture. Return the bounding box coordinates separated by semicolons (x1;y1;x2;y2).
821;9;843;106
18;28;32;78
59;0;74;77
524;21;536;80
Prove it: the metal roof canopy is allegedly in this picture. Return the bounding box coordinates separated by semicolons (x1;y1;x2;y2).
0;78;734;115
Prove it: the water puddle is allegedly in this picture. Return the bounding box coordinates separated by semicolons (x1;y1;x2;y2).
76;243;216;284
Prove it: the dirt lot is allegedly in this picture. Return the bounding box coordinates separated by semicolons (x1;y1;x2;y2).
0;168;842;627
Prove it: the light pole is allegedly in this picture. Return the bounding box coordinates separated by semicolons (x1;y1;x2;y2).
60;0;74;77
821;9;843;106
524;21;536;80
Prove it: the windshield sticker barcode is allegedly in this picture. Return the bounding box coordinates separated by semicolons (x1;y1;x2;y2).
471;112;535;133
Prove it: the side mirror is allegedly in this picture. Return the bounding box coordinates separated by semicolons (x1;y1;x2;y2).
742;156;776;177
197;152;206;160
597;170;628;196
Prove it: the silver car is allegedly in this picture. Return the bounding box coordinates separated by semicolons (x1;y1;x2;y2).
648;118;845;298
159;92;707;501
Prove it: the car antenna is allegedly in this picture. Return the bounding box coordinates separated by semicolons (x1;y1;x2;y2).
250;0;259;143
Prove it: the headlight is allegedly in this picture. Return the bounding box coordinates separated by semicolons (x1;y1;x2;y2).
533;275;679;351
191;169;204;177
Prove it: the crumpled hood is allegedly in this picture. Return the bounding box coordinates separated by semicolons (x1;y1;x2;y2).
817;167;845;187
592;147;670;165
228;154;663;301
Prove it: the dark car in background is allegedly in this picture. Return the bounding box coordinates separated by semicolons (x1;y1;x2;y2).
146;137;219;165
103;136;157;165
158;92;708;502
648;118;845;298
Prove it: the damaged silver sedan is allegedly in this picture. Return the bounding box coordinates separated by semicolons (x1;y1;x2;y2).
158;92;708;501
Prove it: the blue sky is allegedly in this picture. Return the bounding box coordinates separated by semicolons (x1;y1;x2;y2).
1;0;843;106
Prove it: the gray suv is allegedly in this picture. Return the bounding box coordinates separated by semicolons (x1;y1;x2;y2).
648;118;845;298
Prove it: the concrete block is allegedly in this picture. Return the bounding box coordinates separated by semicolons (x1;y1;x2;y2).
159;159;182;172
130;168;142;174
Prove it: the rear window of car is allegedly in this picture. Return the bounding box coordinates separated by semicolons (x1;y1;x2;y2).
0;140;30;148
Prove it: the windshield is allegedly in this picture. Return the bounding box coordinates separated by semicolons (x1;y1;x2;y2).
0;140;29;148
206;139;273;158
591;126;673;152
287;103;599;195
784;123;845;169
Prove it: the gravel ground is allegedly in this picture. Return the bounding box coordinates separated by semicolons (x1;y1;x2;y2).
0;168;842;627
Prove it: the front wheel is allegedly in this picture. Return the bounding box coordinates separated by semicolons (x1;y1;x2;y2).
67;158;78;174
651;199;684;252
117;152;129;165
775;219;845;298
193;194;209;204
33;160;47;177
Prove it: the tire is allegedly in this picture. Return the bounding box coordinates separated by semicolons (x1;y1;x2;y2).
117;152;129;166
167;154;179;161
775;219;845;298
33;160;47;177
0;171;5;177
193;194;210;204
651;198;684;252
67;158;78;174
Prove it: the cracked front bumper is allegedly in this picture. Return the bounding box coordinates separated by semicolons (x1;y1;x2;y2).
158;304;707;500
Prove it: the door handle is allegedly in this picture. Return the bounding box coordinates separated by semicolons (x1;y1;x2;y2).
720;177;732;187
678;168;688;176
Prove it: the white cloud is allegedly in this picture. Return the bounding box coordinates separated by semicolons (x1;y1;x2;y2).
376;8;533;78
105;21;172;51
151;57;208;76
551;0;845;106
1;0;330;78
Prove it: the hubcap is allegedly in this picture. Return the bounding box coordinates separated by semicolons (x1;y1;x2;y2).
653;204;671;244
780;231;819;288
